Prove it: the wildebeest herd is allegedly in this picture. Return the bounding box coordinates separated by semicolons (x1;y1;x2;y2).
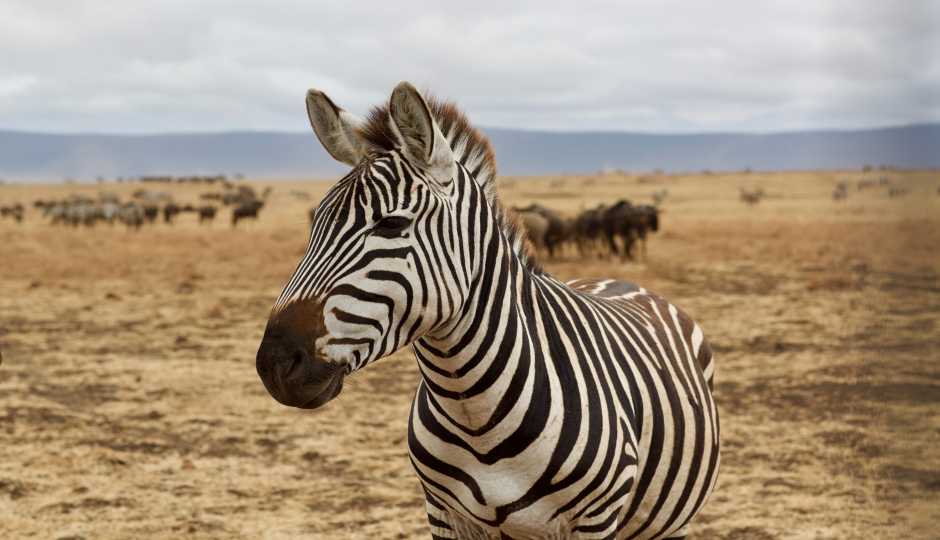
3;183;271;229
514;200;659;260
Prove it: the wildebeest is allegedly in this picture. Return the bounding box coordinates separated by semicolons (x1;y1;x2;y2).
232;199;264;226
513;203;568;257
600;200;640;258
0;203;24;223
163;202;182;223
632;204;660;259
198;205;217;225
575;205;605;256
142;204;159;224
516;210;550;253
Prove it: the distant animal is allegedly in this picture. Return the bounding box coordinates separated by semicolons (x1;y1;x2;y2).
163;202;181;223
600;200;642;259
198;205;217;225
93;202;121;225
633;204;660;259
739;187;763;205
513;203;567;257
0;203;24;223
66;202;96;227
255;82;719;540
142;204;159;224
232;199;264;226
575;205;605;256
118;203;144;230
652;189;669;205
516;210;550;253
289;190;310;200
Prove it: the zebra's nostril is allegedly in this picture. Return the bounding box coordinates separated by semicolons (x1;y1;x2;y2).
284;350;306;383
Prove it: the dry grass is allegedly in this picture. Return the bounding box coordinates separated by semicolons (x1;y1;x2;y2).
0;169;938;539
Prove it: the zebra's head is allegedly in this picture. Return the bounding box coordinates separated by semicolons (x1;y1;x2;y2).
256;81;535;409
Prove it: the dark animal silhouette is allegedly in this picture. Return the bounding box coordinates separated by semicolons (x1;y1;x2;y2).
198;205;217;225
514;204;567;257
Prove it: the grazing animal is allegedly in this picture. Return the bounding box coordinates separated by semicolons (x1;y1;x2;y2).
93;202;121;225
575;205;605;257
118;203;144;230
739;187;764;205
163;202;182;223
633;204;660;260
43;202;69;225
1;203;24;223
66;202;96;227
232;199;264;226
255;82;720;540
516;210;550;253
652;189;668;206
198;205;217;225
514;203;568;258
142;204;159;224
600;200;643;259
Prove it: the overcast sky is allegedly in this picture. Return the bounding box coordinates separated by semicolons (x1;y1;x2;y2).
1;0;937;134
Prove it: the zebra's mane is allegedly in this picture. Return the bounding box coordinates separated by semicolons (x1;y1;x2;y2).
355;92;542;274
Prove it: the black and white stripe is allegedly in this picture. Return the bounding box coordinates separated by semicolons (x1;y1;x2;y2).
256;81;719;540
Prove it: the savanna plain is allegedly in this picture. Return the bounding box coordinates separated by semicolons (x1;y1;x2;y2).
0;169;938;540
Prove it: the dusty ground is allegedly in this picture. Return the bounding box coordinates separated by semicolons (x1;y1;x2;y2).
0;169;937;539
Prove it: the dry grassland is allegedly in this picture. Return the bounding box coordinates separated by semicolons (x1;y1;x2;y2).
0;169;938;540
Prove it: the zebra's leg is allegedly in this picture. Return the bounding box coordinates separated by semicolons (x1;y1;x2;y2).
424;491;499;540
424;492;458;540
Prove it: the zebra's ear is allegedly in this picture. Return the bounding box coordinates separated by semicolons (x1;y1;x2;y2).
306;89;367;167
388;81;456;187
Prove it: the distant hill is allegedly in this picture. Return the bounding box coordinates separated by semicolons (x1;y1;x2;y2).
1;124;937;183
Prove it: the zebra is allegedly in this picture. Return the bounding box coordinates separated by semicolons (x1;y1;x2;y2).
255;82;720;540
118;203;144;230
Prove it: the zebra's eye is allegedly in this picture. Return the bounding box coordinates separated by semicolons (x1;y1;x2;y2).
373;216;411;236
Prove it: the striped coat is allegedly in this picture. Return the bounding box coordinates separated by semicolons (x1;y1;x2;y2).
256;82;719;540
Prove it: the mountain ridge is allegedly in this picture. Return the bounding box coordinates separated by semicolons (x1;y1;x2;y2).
1;124;937;182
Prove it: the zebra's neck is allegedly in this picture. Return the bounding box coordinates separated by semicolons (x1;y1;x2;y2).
412;212;555;440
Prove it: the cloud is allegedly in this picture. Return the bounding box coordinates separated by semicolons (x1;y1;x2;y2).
0;0;936;134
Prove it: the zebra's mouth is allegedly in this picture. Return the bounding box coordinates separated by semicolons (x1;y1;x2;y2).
298;366;347;409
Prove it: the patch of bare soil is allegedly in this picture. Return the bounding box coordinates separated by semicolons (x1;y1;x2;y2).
0;170;938;539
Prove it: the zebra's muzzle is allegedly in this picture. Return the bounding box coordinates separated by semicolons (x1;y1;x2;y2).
256;300;346;409
255;335;347;409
